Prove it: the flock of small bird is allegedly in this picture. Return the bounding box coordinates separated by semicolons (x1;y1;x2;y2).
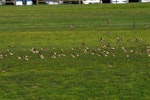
1;19;149;61
0;37;150;61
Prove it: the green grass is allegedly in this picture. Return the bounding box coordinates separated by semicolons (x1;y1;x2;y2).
0;3;150;99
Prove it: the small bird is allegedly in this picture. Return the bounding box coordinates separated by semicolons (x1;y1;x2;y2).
51;55;56;59
71;48;74;51
24;55;29;61
5;54;8;57
112;54;116;57
61;54;66;57
30;47;35;51
100;37;104;43
9;52;13;56
144;24;149;29
8;45;14;48
130;50;134;53
106;43;110;47
83;49;88;54
71;53;76;58
121;47;127;53
107;30;111;34
108;64;113;68
102;44;106;49
146;49;150;53
25;57;29;61
40;54;44;59
107;19;111;24
91;52;95;56
76;54;79;57
104;54;108;57
30;47;36;53
135;38;140;42
126;55;130;58
40;48;44;51
60;48;64;52
148;53;150;57
70;25;75;29
132;21;135;28
81;42;86;46
116;36;122;43
18;56;22;60
121;46;125;50
105;51;109;55
35;50;40;54
2;70;6;73
0;54;3;59
58;54;61;57
53;52;57;55
146;46;150;49
127;38;132;42
111;47;115;50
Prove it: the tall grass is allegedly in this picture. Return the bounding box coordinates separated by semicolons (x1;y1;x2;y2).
0;3;150;99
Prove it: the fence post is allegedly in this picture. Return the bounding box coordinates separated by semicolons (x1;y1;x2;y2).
58;0;60;4
100;0;102;4
36;0;38;4
14;0;16;5
2;0;6;5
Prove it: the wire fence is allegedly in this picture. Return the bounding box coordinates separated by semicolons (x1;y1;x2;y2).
0;23;149;29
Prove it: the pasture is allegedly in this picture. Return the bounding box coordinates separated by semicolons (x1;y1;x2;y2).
0;3;150;99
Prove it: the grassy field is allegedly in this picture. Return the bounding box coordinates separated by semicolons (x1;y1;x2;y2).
0;3;150;99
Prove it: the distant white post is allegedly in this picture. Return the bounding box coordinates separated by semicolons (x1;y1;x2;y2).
2;0;6;5
36;0;38;4
100;0;103;4
58;0;60;4
79;0;81;4
14;0;16;5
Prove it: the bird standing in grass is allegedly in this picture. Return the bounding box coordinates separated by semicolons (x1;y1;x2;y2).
100;37;104;43
0;54;3;59
116;36;122;43
8;45;14;48
107;30;111;34
9;52;13;56
107;19;111;24
24;55;29;61
71;53;76;58
132;21;135;28
40;54;44;59
126;54;130;58
144;24;149;29
51;55;56;59
51;52;57;59
70;25;75;29
135;38;140;42
18;56;22;60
